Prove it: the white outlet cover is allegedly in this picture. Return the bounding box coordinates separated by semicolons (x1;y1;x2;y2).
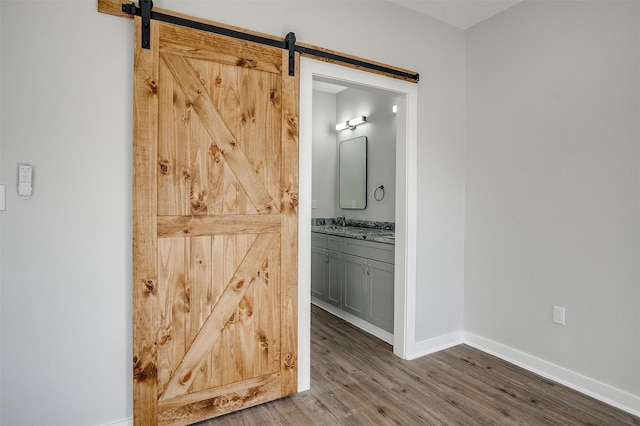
553;306;566;325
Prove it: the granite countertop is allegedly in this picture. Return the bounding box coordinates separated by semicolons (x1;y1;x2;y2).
311;225;395;245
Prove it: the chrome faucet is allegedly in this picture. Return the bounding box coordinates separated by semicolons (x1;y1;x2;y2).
337;215;346;227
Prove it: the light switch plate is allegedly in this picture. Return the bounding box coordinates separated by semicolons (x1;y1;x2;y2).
18;164;32;199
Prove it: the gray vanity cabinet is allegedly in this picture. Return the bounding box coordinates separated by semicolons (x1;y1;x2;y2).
366;259;394;332
342;253;368;318
312;232;394;334
342;238;394;333
311;234;342;308
311;245;328;300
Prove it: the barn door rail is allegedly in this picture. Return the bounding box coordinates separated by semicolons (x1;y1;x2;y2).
118;1;419;82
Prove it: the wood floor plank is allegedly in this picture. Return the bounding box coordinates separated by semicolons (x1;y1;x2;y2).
197;305;640;425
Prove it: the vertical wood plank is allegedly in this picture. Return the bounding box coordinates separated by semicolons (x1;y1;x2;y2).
207;63;240;216
132;17;160;426
189;236;213;392
237;68;263;215
235;234;257;381
220;235;238;387
256;240;281;376
156;238;186;395
266;73;283;208
188;59;212;216
157;61;177;216
279;50;299;396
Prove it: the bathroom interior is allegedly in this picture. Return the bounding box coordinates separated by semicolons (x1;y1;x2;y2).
311;78;399;344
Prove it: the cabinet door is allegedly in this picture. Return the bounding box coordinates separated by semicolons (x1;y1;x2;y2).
366;260;395;333
311;246;328;300
326;250;342;308
342;253;367;319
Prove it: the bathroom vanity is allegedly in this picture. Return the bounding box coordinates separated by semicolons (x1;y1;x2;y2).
311;220;394;344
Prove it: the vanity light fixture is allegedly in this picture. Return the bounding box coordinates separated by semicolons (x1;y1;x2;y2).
335;121;350;131
335;115;367;131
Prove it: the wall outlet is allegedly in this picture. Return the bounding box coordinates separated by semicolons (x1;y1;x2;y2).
553;306;565;325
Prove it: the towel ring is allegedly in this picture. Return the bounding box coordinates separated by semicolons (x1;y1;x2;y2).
374;185;385;201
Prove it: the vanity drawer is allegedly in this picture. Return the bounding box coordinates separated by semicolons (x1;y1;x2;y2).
342;238;394;264
311;232;326;249
327;235;343;252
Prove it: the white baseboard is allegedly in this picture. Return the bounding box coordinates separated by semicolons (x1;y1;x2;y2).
464;332;640;417
100;418;132;426
405;331;463;360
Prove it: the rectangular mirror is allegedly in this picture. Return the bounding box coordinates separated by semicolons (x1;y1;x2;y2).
339;136;367;209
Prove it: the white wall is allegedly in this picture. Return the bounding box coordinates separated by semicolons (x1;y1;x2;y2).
311;90;337;218
0;1;132;425
1;2;133;426
336;87;397;222
465;0;640;413
0;1;466;425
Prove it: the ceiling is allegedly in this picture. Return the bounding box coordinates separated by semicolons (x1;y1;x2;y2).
388;0;522;30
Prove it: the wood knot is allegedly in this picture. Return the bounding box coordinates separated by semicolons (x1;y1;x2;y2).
269;91;277;101
235;280;244;290
180;371;192;385
259;333;268;350
210;144;222;163
133;358;157;382
183;170;191;181
290;194;298;207
147;79;158;94
284;352;295;368
144;280;155;293
183;228;191;235
240;296;254;317
236;58;257;68
287;117;298;137
215;76;222;86
158;160;170;174
190;192;207;213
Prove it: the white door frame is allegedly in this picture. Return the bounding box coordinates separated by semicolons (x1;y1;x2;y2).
297;58;418;391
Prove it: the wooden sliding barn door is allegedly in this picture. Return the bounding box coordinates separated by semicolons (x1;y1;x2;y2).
132;15;299;425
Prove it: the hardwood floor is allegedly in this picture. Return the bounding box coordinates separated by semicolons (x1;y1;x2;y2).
200;305;639;425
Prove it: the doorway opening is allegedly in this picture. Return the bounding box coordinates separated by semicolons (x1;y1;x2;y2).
298;58;418;391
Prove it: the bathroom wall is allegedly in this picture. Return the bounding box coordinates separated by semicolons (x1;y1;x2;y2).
311;87;397;223
336;87;396;223
311;90;337;218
